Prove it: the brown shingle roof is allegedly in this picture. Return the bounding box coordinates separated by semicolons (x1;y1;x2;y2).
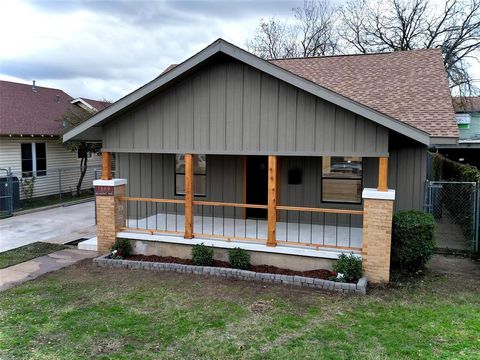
0;80;106;136
270;49;457;138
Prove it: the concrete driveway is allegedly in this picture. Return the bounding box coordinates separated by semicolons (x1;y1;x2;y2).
0;201;96;252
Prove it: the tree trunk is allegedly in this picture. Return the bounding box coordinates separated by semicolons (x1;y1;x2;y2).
77;156;88;197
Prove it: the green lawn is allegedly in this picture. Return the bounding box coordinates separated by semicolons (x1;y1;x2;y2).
0;242;67;269
0;260;479;359
19;193;94;212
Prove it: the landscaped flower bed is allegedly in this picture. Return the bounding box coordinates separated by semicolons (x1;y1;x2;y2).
94;253;368;295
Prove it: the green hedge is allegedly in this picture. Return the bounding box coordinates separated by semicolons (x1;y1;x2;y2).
431;152;480;182
192;243;214;266
111;238;133;258
228;248;251;270
392;210;436;273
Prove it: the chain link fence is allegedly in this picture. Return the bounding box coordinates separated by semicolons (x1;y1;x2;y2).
0;166;101;218
424;181;479;252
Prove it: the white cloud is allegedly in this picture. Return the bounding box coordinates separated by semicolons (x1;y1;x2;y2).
0;0;478;101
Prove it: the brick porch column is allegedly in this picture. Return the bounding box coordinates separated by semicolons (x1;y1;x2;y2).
94;179;127;253
361;188;395;283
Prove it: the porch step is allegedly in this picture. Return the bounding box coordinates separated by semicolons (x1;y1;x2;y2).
78;237;98;251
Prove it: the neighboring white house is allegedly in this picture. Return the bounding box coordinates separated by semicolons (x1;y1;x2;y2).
0;80;109;199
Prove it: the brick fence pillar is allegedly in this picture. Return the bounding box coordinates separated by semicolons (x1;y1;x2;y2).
361;188;395;283
94;179;127;254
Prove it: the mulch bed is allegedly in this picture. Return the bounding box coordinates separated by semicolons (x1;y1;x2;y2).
125;254;333;280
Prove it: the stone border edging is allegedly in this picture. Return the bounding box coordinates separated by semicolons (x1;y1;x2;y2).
93;254;367;295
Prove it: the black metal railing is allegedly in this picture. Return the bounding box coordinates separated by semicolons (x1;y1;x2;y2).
192;201;268;241
276;206;363;250
121;197;185;234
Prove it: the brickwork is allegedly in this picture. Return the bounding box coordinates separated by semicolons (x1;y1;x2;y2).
94;254;368;295
96;184;126;253
362;198;394;283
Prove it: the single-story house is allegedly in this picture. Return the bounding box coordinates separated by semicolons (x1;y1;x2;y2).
437;96;480;168
64;39;458;283
0;80;109;200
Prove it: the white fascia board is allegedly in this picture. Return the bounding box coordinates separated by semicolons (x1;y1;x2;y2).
362;188;396;200
93;178;127;186
71;98;96;111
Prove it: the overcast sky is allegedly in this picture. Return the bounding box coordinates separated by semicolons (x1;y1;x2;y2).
1;0;478;102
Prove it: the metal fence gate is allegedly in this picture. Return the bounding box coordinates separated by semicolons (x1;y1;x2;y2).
424;181;479;252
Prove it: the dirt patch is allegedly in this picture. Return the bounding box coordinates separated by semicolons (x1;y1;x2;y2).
124;254;333;280
249;300;274;313
427;254;480;276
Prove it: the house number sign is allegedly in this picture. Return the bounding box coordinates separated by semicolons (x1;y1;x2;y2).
95;185;114;196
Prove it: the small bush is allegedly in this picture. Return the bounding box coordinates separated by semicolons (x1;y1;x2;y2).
192;243;214;266
332;253;363;282
228;248;250;270
110;238;133;258
392;210;436;273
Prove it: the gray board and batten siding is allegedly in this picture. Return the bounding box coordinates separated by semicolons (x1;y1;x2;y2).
116;141;427;222
102;58;389;157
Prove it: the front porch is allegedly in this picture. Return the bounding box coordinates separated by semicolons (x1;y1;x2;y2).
94;152;395;282
121;200;363;251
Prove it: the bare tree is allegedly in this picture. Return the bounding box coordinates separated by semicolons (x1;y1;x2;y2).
59;106;103;197
246;0;339;59
294;0;340;56
246;18;297;59
339;0;480;94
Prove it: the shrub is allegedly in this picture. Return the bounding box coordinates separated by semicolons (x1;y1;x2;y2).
110;238;133;258
228;248;250;270
332;253;363;282
392;210;436;273
192;243;214;266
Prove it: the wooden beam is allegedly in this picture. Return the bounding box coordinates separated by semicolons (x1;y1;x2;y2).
184;153;194;239
378;157;388;191
242;155;247;219
267;155;277;247
101;152;112;180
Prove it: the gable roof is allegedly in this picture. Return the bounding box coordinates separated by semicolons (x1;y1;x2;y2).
64;38;457;145
0;80;73;136
0;80;108;136
70;97;111;112
270;50;457;139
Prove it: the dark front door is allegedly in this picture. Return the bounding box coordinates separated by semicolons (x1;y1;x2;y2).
246;156;268;219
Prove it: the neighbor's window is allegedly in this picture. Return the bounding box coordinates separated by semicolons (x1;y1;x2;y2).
175;154;206;196
322;156;362;203
21;143;47;177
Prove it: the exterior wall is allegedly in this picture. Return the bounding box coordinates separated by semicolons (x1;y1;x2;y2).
459;112;480;141
96;183;126;253
116;153;243;202
116;144;427;217
103;59;389;157
0;136;102;199
388;136;428;211
362;197;394;283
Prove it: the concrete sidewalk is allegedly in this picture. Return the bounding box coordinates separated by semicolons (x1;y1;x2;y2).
0;248;98;291
0;201;96;252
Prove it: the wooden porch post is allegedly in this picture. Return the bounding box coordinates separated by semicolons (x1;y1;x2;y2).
101;152;112;180
267;155;277;247
184;153;194;239
378;157;388;192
